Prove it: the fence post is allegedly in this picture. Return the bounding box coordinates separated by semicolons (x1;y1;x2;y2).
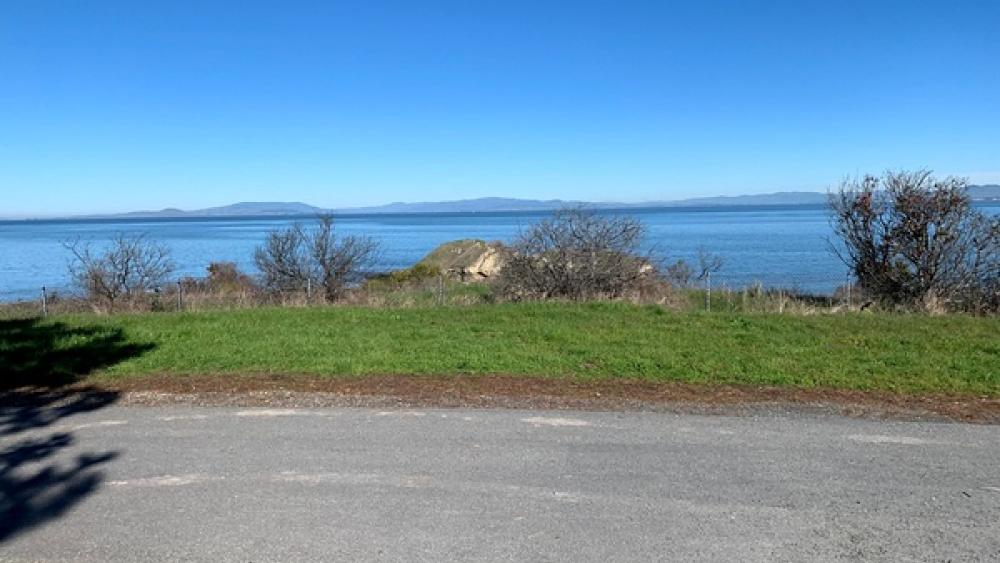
437;274;445;306
177;281;183;311
706;271;711;312
41;286;48;318
845;273;851;311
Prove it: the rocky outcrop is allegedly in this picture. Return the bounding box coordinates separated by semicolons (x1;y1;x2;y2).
417;239;507;282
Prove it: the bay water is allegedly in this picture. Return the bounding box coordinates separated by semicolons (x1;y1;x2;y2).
2;204;997;302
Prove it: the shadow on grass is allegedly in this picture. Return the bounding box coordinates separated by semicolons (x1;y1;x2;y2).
0;318;153;543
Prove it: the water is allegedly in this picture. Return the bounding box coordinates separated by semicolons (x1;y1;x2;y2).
2;204;997;301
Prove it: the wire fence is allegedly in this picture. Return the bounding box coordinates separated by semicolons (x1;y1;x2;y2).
0;269;866;320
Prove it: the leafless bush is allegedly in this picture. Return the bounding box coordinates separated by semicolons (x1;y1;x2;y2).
311;215;381;301
254;225;312;293
665;248;724;287
254;215;380;302
664;260;694;287
695;249;724;282
495;208;656;301
828;170;999;313
64;234;174;312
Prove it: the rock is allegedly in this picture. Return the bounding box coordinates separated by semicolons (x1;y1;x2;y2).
416;239;507;282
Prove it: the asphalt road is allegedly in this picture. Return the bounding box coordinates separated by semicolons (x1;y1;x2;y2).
2;404;999;562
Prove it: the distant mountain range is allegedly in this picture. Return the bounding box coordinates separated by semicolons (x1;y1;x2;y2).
340;191;836;213
106;201;325;218
82;185;1000;218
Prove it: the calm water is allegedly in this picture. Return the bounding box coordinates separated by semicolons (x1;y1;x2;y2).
2;204;997;301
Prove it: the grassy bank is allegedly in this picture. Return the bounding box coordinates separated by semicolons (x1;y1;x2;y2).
16;303;997;396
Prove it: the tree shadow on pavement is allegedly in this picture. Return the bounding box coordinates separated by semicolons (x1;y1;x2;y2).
0;318;154;543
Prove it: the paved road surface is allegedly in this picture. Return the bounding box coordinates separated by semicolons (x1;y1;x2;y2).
2;404;999;562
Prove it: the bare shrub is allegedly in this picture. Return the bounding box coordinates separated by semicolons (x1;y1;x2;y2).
495;208;655;301
978;273;1000;314
665;248;724;288
310;215;380;301
664;260;694;287
829;170;999;313
254;215;380;302
254;224;311;294
64;234;174;312
695;249;724;282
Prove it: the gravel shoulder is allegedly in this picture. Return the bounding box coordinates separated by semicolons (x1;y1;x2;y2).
56;374;1000;424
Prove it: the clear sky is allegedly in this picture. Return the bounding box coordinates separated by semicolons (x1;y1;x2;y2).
2;0;998;216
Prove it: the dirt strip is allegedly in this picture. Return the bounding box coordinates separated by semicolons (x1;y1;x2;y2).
11;374;977;424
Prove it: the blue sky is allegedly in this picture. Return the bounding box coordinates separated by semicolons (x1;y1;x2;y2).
2;0;998;216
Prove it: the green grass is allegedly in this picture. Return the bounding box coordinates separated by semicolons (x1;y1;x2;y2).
41;303;1000;395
